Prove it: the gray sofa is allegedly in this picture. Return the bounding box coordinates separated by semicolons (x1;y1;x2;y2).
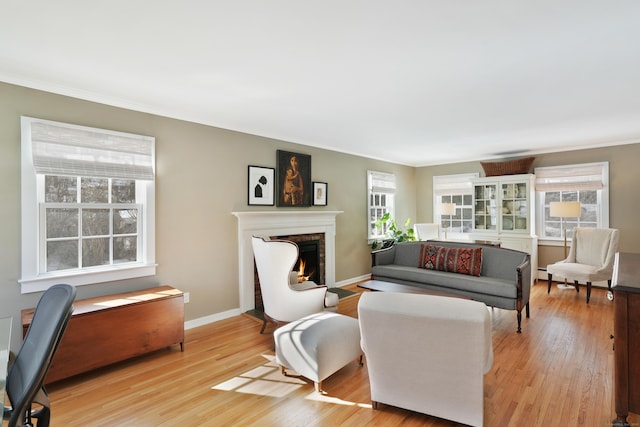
371;240;531;333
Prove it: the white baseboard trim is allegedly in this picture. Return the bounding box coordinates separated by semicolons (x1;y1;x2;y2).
334;274;371;288
184;308;242;330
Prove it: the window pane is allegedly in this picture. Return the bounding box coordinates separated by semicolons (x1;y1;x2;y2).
82;238;110;267
45;175;77;203
114;209;138;234
82;209;110;236
114;236;137;263
545;192;560;204
47;240;78;271
46;208;78;238
579;190;597;204
112;179;136;203
81;177;108;203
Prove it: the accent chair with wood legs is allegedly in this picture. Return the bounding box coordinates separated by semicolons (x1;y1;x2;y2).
547;227;619;303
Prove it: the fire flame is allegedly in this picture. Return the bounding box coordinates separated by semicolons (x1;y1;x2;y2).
297;258;313;282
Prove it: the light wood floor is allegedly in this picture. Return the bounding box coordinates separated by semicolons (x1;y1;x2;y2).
42;281;637;426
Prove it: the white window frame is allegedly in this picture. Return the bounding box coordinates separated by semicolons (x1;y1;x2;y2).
20;117;156;294
535;162;609;246
367;171;396;240
433;173;478;241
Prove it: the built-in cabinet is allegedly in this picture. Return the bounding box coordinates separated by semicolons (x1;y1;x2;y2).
472;174;538;283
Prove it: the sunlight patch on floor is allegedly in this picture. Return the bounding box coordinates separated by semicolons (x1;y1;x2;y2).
304;391;372;408
211;354;371;408
212;354;305;398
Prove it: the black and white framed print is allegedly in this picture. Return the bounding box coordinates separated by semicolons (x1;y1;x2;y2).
248;165;275;206
277;150;312;207
313;182;328;206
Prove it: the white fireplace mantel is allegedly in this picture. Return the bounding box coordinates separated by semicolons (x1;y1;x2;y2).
232;210;343;312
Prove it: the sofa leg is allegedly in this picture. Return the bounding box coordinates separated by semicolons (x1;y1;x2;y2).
372;401;380;410
586;282;592;304
525;302;530;318
547;273;552;294
517;311;522;334
574;280;580;293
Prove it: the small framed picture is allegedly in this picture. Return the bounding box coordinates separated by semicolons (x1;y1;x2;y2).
312;182;328;206
248;166;275;206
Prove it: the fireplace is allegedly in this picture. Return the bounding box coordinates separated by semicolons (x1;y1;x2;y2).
232;210;342;312
295;239;321;284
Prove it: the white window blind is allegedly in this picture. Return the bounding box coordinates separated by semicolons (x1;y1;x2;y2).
26;117;155;180
369;171;396;193
535;162;607;192
433;173;478;196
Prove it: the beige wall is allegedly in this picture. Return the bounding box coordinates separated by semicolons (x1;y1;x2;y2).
3;80;638;349
416;144;640;269
0;82;416;348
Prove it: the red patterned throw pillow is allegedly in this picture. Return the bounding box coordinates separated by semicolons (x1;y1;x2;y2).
419;244;483;277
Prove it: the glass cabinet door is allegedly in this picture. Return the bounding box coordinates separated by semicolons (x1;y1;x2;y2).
474;184;497;231
501;182;528;233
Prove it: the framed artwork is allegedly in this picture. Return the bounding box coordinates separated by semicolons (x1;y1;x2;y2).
276;150;312;207
248;165;275;206
313;182;328;206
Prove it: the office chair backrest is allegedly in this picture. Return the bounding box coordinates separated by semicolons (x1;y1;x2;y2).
6;284;75;427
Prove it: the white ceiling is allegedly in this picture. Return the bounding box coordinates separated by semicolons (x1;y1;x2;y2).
2;1;640;166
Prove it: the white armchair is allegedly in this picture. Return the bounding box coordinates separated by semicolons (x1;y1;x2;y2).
251;236;338;333
547;227;619;303
358;292;493;427
413;223;440;241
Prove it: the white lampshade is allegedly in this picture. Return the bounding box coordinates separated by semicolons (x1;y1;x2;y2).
441;203;456;216
550;201;581;218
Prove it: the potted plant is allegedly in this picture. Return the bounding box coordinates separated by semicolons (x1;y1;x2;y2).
371;212;416;250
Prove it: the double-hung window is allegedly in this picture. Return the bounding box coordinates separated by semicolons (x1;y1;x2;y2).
20;117;156;293
367;171;396;240
433;173;478;240
535;162;609;243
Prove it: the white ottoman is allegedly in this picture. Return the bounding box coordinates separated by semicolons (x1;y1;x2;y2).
274;311;362;392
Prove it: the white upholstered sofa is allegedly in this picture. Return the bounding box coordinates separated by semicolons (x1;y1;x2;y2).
358;291;493;427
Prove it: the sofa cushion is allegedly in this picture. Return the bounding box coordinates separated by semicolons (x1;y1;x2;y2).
370;265;518;299
420;244;483;277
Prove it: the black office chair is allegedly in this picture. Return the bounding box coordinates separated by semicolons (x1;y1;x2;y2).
4;284;76;427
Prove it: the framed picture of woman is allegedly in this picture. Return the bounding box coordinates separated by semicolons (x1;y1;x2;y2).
276;150;311;207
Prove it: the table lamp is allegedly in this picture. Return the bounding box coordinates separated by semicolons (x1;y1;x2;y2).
550;201;581;290
441;203;456;241
550;201;581;258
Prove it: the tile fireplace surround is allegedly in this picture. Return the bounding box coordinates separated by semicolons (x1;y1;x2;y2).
232;211;342;312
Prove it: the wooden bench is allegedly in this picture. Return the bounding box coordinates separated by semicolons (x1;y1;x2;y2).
21;285;184;384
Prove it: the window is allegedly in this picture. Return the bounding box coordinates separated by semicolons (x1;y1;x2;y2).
367;171;395;240
20;117;156;293
535;162;609;242
433;173;478;239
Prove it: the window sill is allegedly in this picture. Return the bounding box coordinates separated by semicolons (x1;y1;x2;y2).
19;263;157;294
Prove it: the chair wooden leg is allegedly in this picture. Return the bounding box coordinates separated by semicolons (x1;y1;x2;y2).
586;282;592;304
547;273;553;293
574;280;580;293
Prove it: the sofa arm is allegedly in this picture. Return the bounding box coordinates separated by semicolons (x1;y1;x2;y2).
371;245;396;267
516;255;532;308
